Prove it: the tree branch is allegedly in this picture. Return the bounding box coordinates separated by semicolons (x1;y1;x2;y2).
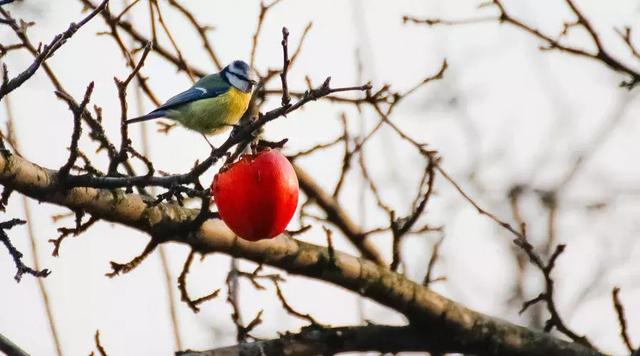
0;151;600;356
294;165;385;265
0;0;108;99
0;332;29;356
175;325;470;355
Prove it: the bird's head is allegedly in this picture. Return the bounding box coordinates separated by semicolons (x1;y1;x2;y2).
223;60;256;93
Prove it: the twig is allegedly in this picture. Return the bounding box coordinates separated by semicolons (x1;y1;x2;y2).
288;136;342;159
0;0;108;99
226;267;263;342
515;238;597;350
57;82;95;179
64;79;371;189
437;165;523;238
167;0;222;70
49;213;98;256
273;279;320;325
151;0;195;82
612;287;635;353
405;0;640;88
82;0;207;77
249;0;284;68
295;165;385;265
280;27;291;108
3;93;65;355
332;113;352;198
0;218;50;282
0;332;29;356
423;235;445;287
105;238;158;277
94;330;108;356
177;250;220;313
108;42;153;176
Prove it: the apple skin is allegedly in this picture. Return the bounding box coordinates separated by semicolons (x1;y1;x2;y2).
212;149;299;241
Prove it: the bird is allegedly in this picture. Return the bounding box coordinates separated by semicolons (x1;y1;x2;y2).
126;60;256;144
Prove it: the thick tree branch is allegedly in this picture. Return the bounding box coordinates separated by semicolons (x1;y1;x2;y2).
176;325;465;355
0;332;29;356
0;151;600;356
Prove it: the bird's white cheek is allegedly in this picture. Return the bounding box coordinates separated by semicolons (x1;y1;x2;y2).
228;73;250;92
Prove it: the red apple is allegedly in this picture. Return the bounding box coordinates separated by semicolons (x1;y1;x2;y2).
211;149;299;241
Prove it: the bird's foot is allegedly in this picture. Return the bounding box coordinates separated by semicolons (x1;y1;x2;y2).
200;133;215;151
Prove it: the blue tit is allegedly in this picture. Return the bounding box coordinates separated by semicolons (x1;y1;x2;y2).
127;60;256;138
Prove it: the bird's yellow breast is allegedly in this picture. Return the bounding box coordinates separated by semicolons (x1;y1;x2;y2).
170;87;251;135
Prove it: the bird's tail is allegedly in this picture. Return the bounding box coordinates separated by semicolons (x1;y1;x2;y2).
126;111;166;124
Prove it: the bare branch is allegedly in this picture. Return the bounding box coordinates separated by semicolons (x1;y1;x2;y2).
177;250;220;313
167;0;222;70
0;332;29;356
93;329;108;356
294;165;385;265
176;325;469;355
0;218;50;282
405;0;640;88
280;27;291;108
249;0;284;68
57;82;95;179
0;0;108;99
106;238;158;277
612;287;635;353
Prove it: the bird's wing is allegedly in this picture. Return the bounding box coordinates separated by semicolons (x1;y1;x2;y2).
154;74;230;112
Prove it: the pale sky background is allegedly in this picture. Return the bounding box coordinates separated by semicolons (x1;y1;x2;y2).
2;0;640;355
